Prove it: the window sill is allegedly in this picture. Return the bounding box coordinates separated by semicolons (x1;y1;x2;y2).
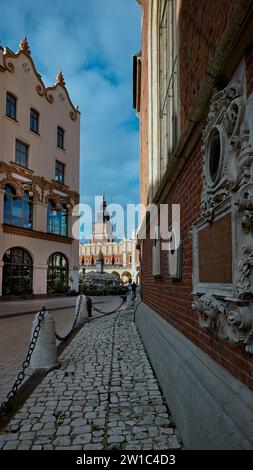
52;179;69;188
10;161;34;173
29;129;41;138
3;114;19;125
56;145;66;152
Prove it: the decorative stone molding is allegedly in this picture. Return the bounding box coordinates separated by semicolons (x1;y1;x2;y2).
2;223;73;245
192;294;253;353
56;70;65;87
235;183;253;233
201;80;245;220
192;294;225;332
0;38;79;121
192;73;253;354
0;161;79;206
237;245;253;299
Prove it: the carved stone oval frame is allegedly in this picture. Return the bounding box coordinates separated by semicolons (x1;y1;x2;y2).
205;124;226;188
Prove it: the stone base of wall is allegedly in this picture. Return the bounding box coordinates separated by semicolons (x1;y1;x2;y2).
135;301;253;450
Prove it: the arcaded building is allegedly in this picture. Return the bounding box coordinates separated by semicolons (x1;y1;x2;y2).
80;197;140;283
134;1;253;449
0;38;80;298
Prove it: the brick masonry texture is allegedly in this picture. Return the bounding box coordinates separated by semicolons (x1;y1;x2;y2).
141;139;253;392
179;0;236;127
138;0;253;395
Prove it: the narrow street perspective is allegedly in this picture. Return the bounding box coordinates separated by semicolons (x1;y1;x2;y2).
0;305;181;450
1;0;253;462
0;296;120;405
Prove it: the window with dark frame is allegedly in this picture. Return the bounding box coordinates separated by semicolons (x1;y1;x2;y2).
55;160;65;184
6;92;17;120
4;185;33;229
57;126;64;149
15;140;29;167
47;199;68;237
30;108;39;134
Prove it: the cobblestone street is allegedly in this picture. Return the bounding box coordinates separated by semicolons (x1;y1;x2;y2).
0;307;181;450
0;296;121;405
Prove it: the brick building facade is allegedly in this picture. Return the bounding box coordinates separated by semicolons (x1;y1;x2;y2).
134;0;253;449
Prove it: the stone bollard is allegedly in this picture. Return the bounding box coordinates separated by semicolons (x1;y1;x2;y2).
76;295;89;327
86;296;92;318
30;309;59;371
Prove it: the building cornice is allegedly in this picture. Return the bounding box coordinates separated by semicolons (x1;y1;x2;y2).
0;37;80;121
2;224;73;244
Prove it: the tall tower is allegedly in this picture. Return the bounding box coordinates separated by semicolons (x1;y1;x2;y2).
92;195;113;243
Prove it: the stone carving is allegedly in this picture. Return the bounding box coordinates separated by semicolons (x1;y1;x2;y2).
193;77;253;355
235;184;253;233
227;305;253;354
192;294;253;353
201;81;245;219
59;92;65;102
19;37;31;56
0;161;79;206
192;294;225;332
56;70;65;87
22;62;30;73
237;246;253;299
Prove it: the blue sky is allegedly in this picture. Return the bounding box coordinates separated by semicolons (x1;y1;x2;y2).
0;0;141;236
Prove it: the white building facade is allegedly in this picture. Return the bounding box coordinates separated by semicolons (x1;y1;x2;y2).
0;38;80;298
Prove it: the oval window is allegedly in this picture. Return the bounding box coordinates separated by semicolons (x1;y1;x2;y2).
209;129;221;184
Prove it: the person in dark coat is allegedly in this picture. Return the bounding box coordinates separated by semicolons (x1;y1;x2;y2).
131;282;137;299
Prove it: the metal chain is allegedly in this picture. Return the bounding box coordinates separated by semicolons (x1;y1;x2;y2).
0;306;47;414
92;298;126;316
55;295;83;342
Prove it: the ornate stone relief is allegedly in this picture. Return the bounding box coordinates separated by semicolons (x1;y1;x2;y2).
0;162;79;207
192;295;253;354
192;78;253;354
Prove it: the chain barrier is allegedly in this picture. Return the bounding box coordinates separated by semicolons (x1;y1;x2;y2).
0;306;47;415
55;295;83;342
91;297;126;316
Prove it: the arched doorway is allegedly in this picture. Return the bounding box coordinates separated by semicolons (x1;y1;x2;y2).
47;252;69;294
2;247;33;296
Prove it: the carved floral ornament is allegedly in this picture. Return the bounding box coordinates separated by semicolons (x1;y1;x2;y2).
0;38;79;121
192;295;253;354
0;162;79;207
192;79;253;354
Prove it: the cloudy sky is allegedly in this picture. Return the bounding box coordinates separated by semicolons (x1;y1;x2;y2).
0;0;141;238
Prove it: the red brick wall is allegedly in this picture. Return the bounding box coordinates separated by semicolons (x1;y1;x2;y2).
141;139;253;392
179;0;236;127
245;41;253;96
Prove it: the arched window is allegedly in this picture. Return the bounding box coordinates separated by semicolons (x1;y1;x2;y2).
47;252;69;294
4;185;33;228
2;247;33;296
47;199;68;236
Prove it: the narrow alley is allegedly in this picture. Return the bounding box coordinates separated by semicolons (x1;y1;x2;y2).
0;306;181;450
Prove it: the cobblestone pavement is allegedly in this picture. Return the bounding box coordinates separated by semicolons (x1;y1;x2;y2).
0;308;181;450
0;297;121;405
